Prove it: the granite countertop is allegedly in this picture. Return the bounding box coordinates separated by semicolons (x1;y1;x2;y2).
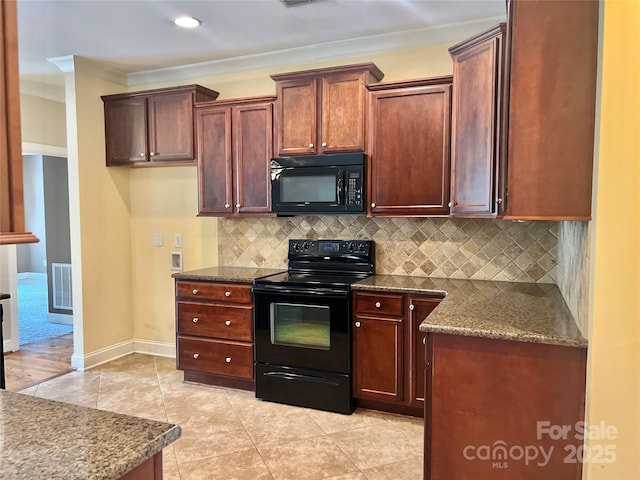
353;275;587;348
171;266;285;283
0;390;181;480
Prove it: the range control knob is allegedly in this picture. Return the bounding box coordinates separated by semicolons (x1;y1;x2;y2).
292;242;301;252
347;242;355;252
358;243;367;252
303;241;311;250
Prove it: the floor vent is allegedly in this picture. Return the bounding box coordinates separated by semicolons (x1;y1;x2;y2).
52;263;73;310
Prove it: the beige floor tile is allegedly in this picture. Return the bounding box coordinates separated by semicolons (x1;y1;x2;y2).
172;426;256;464
330;423;423;470
178;448;274;480
35;369;101;398
162;446;181;480
306;407;392;435
259;435;359;480
241;408;326;448
360;456;423;479
18;385;38;395
325;473;368;480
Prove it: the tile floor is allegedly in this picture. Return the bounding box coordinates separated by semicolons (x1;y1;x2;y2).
20;354;424;480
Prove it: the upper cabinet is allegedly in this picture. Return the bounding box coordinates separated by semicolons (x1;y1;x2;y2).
449;24;507;218
504;0;599;220
271;63;384;156
195;97;275;216
367;78;452;217
102;85;219;167
0;0;38;245
449;1;599;220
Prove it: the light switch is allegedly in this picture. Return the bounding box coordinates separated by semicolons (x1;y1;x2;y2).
152;233;163;247
174;234;182;248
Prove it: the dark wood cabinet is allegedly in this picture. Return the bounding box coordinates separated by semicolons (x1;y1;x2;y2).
175;280;255;390
449;24;507;217
353;290;441;415
271;63;384;156
102;84;219;167
195;97;274;216
504;0;598;219
424;333;587;480
367;78;452;217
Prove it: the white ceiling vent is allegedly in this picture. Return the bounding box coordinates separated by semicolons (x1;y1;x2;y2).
280;0;322;7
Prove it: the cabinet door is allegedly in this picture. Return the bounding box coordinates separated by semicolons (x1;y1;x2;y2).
368;84;451;216
406;296;440;408
505;0;598;219
104;97;148;165
233;102;274;215
147;91;195;163
353;314;403;403
196;106;233;215
321;73;366;153
450;26;506;217
274;78;317;156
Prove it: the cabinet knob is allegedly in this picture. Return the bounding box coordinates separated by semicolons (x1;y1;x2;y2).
355;321;361;328
149;152;156;156
224;204;230;208
225;320;231;326
236;203;241;208
192;289;198;295
321;142;327;147
409;304;414;311
375;301;381;308
423;337;426;345
309;143;314;148
139;153;145;157
192;317;199;323
497;197;504;204
448;201;454;208
193;353;200;359
371;203;376;208
225;357;232;363
224;291;231;297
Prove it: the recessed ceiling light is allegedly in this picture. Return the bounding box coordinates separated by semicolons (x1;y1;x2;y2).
174;16;201;29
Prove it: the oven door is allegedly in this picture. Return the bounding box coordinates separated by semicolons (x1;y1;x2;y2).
253;285;351;374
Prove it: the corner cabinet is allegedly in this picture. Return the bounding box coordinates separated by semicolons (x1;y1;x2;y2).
271;63;384;156
195;97;275;216
353;290;441;416
102;84;219;167
424;333;587;479
175;280;255;390
367;78;452;217
449;24;507;217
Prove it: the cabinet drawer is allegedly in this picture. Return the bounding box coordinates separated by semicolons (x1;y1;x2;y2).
355;292;404;316
177;337;253;380
176;281;252;303
177;302;253;341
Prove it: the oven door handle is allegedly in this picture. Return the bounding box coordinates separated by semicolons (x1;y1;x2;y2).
262;371;340;386
252;286;348;298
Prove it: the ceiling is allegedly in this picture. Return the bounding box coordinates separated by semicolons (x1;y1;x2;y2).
17;0;506;90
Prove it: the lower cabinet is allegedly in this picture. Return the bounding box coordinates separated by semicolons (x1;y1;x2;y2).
175;280;255;390
424;333;587;480
353;290;441;415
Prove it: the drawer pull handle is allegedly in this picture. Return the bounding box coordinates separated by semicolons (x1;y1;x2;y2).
225;291;231;297
192;317;199;323
375;301;381;308
193;353;200;359
355;321;361;328
225;320;231;326
192;289;198;295
225;357;232;363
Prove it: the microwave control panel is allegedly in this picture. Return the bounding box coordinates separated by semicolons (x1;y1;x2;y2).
346;171;363;206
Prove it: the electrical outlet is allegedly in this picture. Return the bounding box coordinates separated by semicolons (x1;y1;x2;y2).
174;234;182;248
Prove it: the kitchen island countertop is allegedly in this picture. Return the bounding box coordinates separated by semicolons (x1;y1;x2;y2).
171;266;285;283
0;390;181;480
353;275;587;348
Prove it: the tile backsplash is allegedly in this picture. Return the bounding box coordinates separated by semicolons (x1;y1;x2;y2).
219;216;558;283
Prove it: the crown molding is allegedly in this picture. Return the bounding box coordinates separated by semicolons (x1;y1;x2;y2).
48;55;128;85
127;16;503;86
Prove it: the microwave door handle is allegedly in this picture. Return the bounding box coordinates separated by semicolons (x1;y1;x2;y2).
337;170;344;204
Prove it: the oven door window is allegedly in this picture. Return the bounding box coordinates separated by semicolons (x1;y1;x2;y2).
270;302;330;350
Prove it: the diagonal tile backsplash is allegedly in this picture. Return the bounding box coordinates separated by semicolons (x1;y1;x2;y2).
219;217;558;283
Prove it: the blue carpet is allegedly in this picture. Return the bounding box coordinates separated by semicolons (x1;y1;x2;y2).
17;274;73;346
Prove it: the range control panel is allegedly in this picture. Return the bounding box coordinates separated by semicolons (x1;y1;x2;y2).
290;239;373;255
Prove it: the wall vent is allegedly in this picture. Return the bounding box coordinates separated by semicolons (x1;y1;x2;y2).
52;262;73;310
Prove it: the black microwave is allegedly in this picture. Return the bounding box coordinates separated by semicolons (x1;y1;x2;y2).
270;153;365;215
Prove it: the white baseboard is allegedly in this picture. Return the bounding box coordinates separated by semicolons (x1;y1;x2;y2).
71;339;176;371
47;312;73;325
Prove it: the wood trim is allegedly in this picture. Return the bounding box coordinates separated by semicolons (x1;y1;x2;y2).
100;84;219;102
271;62;384;84
195;95;276;109
183;370;255;391
448;23;507;55
367;75;453;91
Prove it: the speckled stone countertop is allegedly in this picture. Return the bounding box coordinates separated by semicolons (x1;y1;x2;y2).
171;266;285;283
353;275;587;348
0;390;181;480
